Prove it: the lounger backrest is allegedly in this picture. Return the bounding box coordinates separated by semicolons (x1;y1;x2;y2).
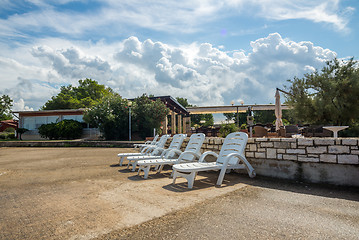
180;133;206;162
155;134;170;148
150;134;159;145
217;132;248;165
167;134;187;150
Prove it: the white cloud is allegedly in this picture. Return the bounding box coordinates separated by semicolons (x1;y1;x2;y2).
12;98;33;111
0;33;337;110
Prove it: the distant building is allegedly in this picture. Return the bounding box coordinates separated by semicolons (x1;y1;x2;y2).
14;109;100;140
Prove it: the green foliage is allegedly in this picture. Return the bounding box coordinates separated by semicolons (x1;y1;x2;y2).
38;120;83;140
223;112;247;126
133;94;170;138
339;124;359;137
16;128;28;140
42;79;114;110
3;127;15;133
176;97;190;108
286;58;359;125
219;123;239;138
0;132;16;139
253;110;275;124
84;94;169;140
0;95;13;120
83;95;129;140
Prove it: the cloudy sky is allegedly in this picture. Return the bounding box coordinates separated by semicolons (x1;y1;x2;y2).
0;0;358;112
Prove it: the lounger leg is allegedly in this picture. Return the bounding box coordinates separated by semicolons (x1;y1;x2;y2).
172;170;178;184
119;156;125;166
137;166;143;176
157;164;164;173
216;168;227;186
143;165;151;179
187;172;197;189
131;161;137;172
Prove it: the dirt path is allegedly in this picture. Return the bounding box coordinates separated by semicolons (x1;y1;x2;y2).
98;178;359;240
0;147;249;240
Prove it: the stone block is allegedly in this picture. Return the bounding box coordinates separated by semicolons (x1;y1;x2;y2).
338;155;359;164
308;154;319;158
256;138;269;142
286;149;306;154
269;138;280;142
314;139;335;145
281;138;296;142
266;148;277;159
274;142;291;149
291;143;297;148
249;144;257;151
247;138;255;143
255;152;266;158
328;146;350;154
261;142;274;148
257;148;266;152
298;139;313;146
245;151;255;158
277;149;286;154
277;154;283;159
335;139;341;145
320;154;337;163
351;150;359;155
282;154;297;161
298;156;319;162
307;146;327;154
342;139;358;146
351;146;358;150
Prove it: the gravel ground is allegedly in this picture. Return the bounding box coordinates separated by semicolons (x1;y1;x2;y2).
1;147;358;240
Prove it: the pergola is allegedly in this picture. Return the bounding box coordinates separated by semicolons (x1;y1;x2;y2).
148;96;291;135
187;104;290;114
149;96;190;134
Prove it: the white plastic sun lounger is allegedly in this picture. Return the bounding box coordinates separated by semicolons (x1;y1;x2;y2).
136;133;206;179
133;134;159;150
172;132;256;189
126;134;187;171
117;134;170;166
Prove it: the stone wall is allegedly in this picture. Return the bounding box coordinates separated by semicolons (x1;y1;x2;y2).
165;137;359;187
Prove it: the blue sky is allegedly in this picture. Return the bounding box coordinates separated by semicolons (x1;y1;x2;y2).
0;0;358;113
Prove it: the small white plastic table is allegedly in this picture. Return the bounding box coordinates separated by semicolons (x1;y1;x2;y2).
323;126;349;138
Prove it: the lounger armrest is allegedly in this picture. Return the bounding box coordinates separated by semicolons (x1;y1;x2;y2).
141;145;151;153
176;151;201;163
152;147;165;156
222;152;256;178
198;151;219;163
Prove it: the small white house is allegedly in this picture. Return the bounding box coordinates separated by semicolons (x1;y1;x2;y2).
14;109;100;140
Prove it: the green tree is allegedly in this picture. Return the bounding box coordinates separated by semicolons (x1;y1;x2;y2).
223;112;247;126
42;79;114;110
38;120;83;140
0;95;13;120
83;95;129;140
84;94;169;140
286;58;359;125
132;94;169;138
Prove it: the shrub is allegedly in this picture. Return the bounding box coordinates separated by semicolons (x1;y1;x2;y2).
4;127;15;133
219;123;239;138
0;132;16;139
38;120;83;140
